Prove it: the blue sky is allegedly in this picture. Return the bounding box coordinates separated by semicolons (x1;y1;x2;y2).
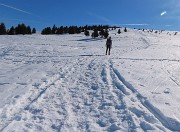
0;0;180;31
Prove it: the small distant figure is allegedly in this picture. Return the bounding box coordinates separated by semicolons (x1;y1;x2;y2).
106;37;112;55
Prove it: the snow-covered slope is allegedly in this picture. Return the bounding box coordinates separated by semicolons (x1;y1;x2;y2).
0;29;180;131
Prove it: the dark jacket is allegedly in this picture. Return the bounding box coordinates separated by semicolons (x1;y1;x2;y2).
106;38;112;48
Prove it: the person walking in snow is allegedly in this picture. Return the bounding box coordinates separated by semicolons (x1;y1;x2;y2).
106;36;112;55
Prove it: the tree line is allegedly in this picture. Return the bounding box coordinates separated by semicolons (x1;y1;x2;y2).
41;25;111;35
0;22;126;38
41;25;119;39
0;23;36;35
84;28;110;39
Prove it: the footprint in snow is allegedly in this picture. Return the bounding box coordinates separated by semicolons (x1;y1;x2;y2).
14;95;20;98
164;88;170;94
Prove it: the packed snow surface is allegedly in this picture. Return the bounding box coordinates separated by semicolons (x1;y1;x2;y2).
0;29;180;131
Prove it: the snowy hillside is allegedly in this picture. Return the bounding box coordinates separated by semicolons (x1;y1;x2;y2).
1;29;180;131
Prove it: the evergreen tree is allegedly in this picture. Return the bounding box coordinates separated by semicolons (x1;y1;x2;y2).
92;29;98;38
103;29;109;38
32;28;36;34
41;27;52;34
56;26;64;34
91;32;94;38
68;26;75;34
27;26;32;34
0;23;7;35
60;26;64;34
118;29;121;34
14;24;24;34
52;25;57;34
21;23;27;35
80;26;84;32
63;26;68;34
8;26;15;35
99;29;105;38
124;27;127;32
6;23;35;35
46;27;52;34
75;27;81;34
41;29;46;34
56;28;60;34
84;30;89;36
15;24;21;34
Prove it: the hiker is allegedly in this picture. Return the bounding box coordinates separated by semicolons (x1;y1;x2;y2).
106;37;112;55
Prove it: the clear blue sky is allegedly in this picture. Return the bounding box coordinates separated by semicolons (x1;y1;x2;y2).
0;0;179;31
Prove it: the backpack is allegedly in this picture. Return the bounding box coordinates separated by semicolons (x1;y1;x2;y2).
106;38;112;46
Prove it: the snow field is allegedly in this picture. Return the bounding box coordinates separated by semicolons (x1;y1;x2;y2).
0;29;180;131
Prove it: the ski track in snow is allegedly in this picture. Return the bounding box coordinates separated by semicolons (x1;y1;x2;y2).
109;60;180;131
0;29;180;131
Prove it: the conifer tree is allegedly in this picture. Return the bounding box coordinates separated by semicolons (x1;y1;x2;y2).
118;29;121;34
0;23;7;35
15;24;21;34
75;27;81;34
52;25;57;34
84;30;89;36
32;28;36;34
26;26;32;34
22;23;27;35
56;28;60;34
56;26;64;34
46;27;52;34
63;26;68;34
92;29;98;38
59;26;64;34
8;26;15;35
103;29;109;38
99;29;105;38
68;26;75;34
41;27;52;35
124;27;127;32
41;29;46;34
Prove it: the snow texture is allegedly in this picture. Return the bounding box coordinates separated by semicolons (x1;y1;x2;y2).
0;29;180;131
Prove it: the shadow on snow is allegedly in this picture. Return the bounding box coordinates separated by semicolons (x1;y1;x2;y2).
77;38;104;42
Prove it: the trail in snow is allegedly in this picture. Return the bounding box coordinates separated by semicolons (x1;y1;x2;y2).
110;60;180;131
0;29;180;131
1;56;178;131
